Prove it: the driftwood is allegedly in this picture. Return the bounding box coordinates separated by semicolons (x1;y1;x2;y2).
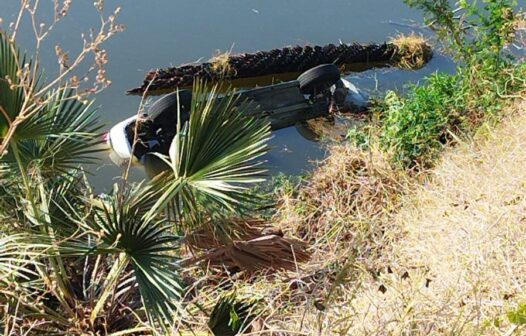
127;41;432;95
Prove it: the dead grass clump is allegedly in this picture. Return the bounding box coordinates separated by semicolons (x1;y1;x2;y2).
515;12;526;30
390;33;433;69
209;50;235;78
277;144;405;253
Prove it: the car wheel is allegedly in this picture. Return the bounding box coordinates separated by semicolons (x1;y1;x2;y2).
297;64;340;95
148;90;192;126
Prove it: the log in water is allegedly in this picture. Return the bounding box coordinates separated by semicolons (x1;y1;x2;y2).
127;41;432;95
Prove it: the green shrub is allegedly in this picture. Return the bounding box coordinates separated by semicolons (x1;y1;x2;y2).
374;0;524;168
404;0;518;67
346;126;370;149
379;73;462;167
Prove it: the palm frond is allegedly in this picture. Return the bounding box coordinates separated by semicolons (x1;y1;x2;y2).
3;88;103;176
145;81;272;230
87;185;184;331
185;233;311;273
45;171;93;235
0;164;23;224
0;234;48;283
0;31;42;137
0;31;25;137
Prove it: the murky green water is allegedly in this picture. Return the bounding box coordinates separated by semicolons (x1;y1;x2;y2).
3;0;462;191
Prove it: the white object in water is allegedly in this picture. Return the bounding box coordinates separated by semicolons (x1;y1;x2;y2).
331;78;369;110
107;115;136;161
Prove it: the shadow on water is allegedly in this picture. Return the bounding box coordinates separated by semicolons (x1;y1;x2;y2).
132;61;393;96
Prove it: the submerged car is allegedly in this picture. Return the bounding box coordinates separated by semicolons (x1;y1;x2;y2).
107;64;366;169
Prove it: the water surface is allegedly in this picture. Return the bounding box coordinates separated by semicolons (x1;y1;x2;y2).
3;1;461;191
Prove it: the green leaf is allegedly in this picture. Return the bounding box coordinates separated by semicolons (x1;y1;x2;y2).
6;88;103;176
508;303;526;325
208;293;257;336
145;81;271;231
87;185;184;331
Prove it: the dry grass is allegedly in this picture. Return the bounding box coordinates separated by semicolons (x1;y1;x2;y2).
184;100;526;335
227;145;407;334
181;144;407;334
515;12;526;30
390;34;433;69
274;101;526;335
210;50;235;78
276;145;405;254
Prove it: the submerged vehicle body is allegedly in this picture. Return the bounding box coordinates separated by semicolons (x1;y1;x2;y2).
107;64;367;172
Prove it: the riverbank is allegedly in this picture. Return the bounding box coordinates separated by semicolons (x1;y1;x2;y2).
263;99;526;335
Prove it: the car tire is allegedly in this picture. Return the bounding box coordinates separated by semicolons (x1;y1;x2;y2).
297;64;340;94
149;90;192;126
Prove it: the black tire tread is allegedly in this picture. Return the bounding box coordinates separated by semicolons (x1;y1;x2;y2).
149;90;192;125
297;64;340;94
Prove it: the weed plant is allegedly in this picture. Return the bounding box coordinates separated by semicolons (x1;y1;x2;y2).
376;0;525;168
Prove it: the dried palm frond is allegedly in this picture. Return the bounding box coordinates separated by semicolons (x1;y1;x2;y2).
185;233;310;273
185;218;282;251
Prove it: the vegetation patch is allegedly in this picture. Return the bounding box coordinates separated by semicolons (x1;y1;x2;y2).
378;72;462;167
390;34;433;69
331;102;526;335
209;50;235;78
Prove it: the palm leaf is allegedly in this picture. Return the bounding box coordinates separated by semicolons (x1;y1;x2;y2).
1;32;101;177
145;81;271;230
45;171;93;235
0;234;49;283
0;31;25;137
0;163;23;224
2;89;103;176
86;185;184;331
0;31;42;138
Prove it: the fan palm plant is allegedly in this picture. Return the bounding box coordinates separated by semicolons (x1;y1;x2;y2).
145;80;271;234
0;28;273;334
